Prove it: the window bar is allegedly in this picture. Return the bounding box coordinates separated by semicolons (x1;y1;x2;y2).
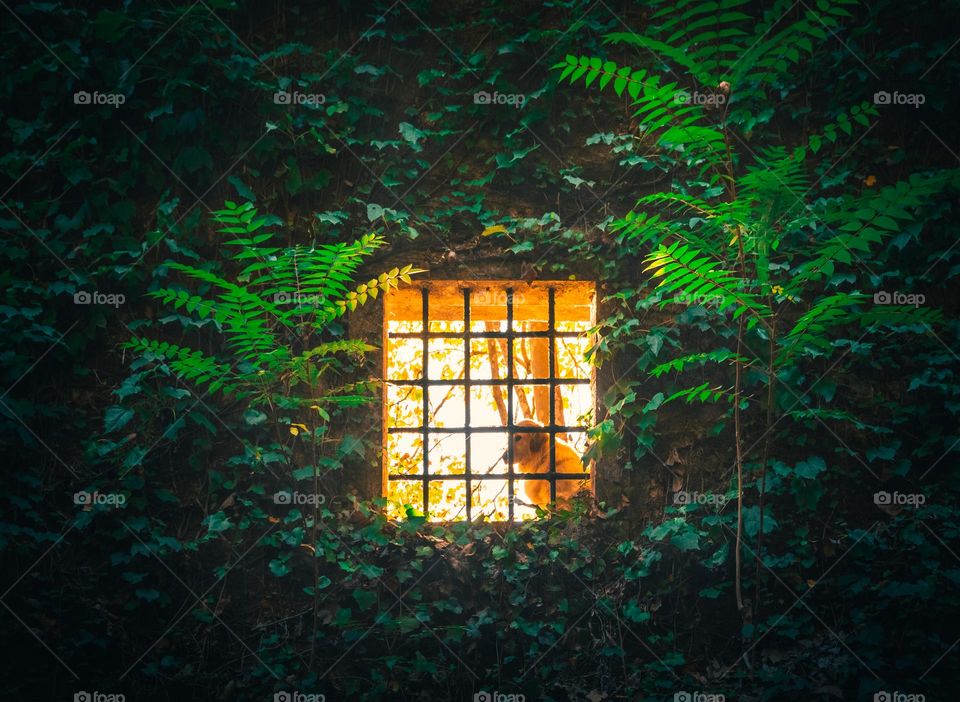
506;288;515;521
463;288;472;521
421;287;430;517
389;378;589;387
548;288;557;505
390;330;584;339
389;424;587;434
389;472;589;480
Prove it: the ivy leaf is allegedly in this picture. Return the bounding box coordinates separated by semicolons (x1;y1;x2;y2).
495;144;540;169
269;558;292;577
316;210;349;225
243;409;267;426
337;434;365;458
399;122;425;152
204;511;232;533
292;465;317;481
175;146;213;173
353;589;377;609
742;506;778;539
367;203;384;221
623;600;651;622
105;406;134;433
227;175;256;201
670;529;700;551
795;456;826;479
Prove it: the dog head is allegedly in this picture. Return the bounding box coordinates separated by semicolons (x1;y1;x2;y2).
503;419;548;472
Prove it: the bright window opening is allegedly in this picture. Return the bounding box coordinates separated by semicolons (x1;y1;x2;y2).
384;281;596;521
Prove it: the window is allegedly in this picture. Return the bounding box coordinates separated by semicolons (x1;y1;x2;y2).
383;281;596;521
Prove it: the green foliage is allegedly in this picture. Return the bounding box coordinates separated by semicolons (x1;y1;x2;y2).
550;0;960;697
2;0;959;700
127;200;422;400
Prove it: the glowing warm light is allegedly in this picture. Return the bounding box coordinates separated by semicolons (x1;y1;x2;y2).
384;282;595;521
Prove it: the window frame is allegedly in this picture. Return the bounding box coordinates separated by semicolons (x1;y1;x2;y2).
382;280;597;522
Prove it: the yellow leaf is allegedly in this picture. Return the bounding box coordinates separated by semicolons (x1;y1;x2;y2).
481;224;508;237
290;423;308;436
864;175;877;187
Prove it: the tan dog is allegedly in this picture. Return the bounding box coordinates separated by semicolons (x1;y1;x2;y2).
504;419;588;508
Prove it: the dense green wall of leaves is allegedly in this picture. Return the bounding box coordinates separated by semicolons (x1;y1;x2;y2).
2;1;959;700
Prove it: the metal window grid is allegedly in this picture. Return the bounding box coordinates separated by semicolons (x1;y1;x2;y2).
386;286;592;521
